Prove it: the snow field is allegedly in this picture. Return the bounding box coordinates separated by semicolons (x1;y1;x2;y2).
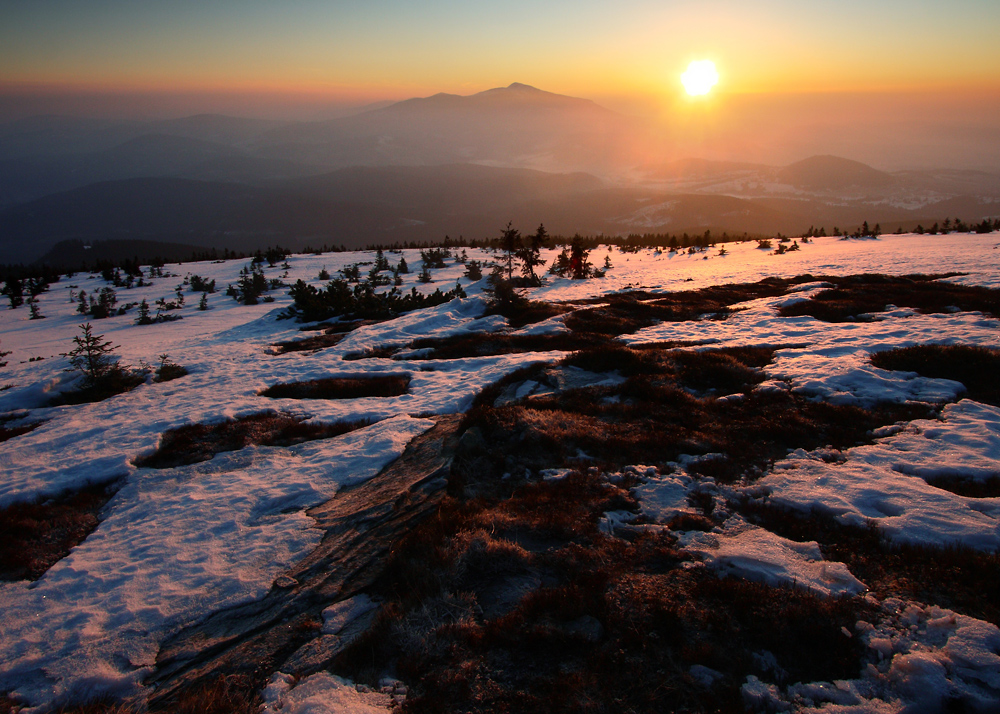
0;232;998;710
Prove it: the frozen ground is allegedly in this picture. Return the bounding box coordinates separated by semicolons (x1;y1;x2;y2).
1;232;999;711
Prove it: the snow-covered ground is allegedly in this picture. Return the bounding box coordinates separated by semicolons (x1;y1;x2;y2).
1;232;999;711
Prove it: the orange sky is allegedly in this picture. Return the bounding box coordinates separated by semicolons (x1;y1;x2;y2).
2;1;999;118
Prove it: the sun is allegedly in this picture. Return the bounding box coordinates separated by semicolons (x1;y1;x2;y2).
681;60;719;96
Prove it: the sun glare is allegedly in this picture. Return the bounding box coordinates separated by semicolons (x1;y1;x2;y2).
681;60;719;96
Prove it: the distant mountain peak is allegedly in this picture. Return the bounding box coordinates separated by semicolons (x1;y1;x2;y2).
505;82;540;91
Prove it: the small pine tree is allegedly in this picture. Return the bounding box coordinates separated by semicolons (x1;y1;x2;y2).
483;264;523;311
318;268;330;281
199;292;209;311
3;278;24;309
549;248;572;276
397;257;409;274
603;254;613;270
569;237;593;279
136;299;152;324
499;222;522;281
465;260;483;281
65;323;120;385
418;263;433;283
77;290;89;314
28;298;44;320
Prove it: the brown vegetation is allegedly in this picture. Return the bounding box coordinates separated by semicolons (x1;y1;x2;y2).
341;345;403;361
0;674;263;714
260;374;411;400
50;368;146;406
921;474;1000;499
135;413;372;469
779;273;1000;322
486;300;574;328
0;414;45;443
336;469;871;713
404;332;605;360
273;332;347;354
460;344;930;483
738;501;1000;626
870;344;1000;406
321;338;938;711
0;480;120;582
276;320;383;354
563;278;792;336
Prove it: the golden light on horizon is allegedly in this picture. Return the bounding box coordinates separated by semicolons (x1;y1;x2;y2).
681;60;719;96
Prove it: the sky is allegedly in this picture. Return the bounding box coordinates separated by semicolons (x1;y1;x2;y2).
2;0;999;120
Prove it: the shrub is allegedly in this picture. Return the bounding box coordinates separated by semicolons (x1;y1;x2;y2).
464;260;483;281
189;275;216;293
154;354;188;383
285;279;466;323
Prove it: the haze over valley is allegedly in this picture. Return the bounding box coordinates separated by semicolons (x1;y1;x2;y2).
2;83;999;265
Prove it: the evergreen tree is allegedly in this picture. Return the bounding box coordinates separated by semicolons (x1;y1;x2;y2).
341;264;361;282
549;248;572;276
499;222;522;281
28;298;44;320
136;299;153;325
517;224;547;285
464;260;483;281
569;237;593;279
65;323;120;385
3;277;24;309
199;292;209;311
397;257;409;274
90;287;117;319
483;264;524;311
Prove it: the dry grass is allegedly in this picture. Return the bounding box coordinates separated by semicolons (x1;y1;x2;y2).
0;480;120;581
460;344;929;483
738;500;1000;627
921;474;1000;498
5;673;263;714
273;332;347;354
870;344;1000;406
486;300;574;328
0;416;45;443
563;279;793;336
341;345;403;361
51;367;146;406
318;327;968;711
337;468;871;713
779;273;999;322
134;412;372;469
260;374;411;400
404;332;605;360
277;319;385;353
